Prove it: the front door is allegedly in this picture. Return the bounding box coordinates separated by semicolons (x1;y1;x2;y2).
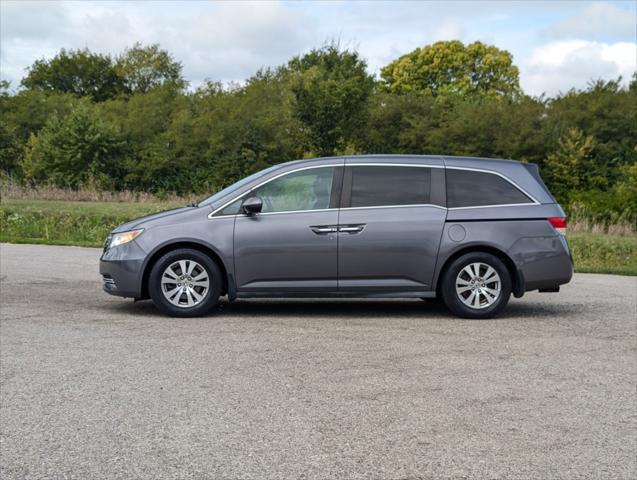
234;165;342;293
337;163;447;293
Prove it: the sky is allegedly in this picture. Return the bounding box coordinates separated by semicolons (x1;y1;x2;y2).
1;0;635;97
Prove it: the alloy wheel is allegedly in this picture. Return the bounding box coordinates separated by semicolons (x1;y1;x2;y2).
455;262;501;309
160;260;210;308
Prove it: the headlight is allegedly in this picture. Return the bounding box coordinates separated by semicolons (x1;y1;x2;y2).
107;229;144;249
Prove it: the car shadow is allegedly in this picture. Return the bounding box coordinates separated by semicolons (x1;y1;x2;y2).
103;296;586;321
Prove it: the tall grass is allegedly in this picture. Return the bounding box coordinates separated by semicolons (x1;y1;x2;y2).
569;219;636;236
567;203;636;236
1;209;127;247
567;233;637;276
1;178;197;203
0;199;179;247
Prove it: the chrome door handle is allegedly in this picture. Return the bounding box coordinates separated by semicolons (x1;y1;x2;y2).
310;225;338;235
338;225;365;234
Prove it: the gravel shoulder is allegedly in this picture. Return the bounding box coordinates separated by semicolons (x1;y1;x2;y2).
1;243;636;479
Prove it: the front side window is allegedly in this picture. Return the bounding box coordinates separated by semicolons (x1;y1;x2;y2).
446;169;532;208
253;167;335;213
348;166;431;208
199;165;279;208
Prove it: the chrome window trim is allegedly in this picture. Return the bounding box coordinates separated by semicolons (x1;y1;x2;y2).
448;203;539;211
210;204;447;220
341;204;447;212
445;166;540;206
345;162;444;169
208;162;539;219
239;208;339;217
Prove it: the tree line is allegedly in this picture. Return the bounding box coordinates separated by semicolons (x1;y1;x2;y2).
1;41;635;224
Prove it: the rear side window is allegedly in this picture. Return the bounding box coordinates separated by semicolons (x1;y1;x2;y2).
348;166;431;208
446;169;532;208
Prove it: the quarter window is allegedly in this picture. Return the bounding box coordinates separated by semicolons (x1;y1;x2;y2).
217;198;243;216
348;166;431;208
446;169;532;208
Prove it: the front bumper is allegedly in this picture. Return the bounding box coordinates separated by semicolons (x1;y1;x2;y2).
99;240;147;298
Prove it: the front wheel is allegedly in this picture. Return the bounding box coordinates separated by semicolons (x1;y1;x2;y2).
148;248;222;317
440;252;512;319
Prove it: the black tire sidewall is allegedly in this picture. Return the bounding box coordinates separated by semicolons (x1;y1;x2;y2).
149;249;222;317
441;252;512;319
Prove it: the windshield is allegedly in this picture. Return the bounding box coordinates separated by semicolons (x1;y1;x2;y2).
197;165;280;208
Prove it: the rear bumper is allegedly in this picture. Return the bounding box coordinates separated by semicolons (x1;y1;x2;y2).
99;241;146;298
510;235;573;293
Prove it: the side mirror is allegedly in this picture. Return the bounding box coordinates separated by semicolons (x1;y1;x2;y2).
242;196;263;215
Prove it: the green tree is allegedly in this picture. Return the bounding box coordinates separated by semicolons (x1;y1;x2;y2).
286;44;375;156
381;40;520;99
0;80;10;96
545;79;637;185
195;69;302;190
97;85;184;192
355;90;437;154
115;43;186;94
0;121;20;174
612;162;637;218
21;103;126;189
427;95;548;162
21;49;125;101
0;80;19;173
543;128;600;203
0;89;77;177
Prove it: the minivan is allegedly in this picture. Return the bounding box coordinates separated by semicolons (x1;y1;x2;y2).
100;155;573;319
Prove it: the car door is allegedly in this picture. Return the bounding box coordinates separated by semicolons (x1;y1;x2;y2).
337;161;447;293
233;164;343;294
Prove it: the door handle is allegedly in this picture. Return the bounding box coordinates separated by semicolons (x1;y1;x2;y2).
310;225;338;235
338;224;366;234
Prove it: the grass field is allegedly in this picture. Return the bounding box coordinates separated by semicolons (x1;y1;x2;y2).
0;199;184;247
1;198;635;275
567;233;637;276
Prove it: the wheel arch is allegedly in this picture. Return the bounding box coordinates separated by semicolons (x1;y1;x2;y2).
434;244;524;298
139;240;231;299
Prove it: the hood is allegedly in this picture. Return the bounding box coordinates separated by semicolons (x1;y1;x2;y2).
112;206;196;233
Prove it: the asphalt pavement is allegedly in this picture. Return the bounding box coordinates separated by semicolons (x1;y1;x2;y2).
1;243;636;479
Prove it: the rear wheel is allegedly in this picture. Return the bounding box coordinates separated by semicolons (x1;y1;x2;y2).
149;248;222;317
440;252;511;319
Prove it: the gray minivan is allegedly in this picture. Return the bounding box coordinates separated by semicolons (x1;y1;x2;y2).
100;155;573;319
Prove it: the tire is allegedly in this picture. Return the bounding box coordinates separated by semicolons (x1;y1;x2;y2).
148;248;222;317
440;252;512;319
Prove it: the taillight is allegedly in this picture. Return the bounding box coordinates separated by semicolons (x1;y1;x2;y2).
548;217;567;235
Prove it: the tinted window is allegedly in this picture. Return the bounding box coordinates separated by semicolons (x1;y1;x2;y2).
349;166;431;208
254;167;334;213
446;169;532;208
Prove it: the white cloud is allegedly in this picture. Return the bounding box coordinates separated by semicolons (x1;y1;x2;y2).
0;0;316;88
543;2;636;41
1;0;636;96
522;40;637;96
430;19;465;42
171;2;316;83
